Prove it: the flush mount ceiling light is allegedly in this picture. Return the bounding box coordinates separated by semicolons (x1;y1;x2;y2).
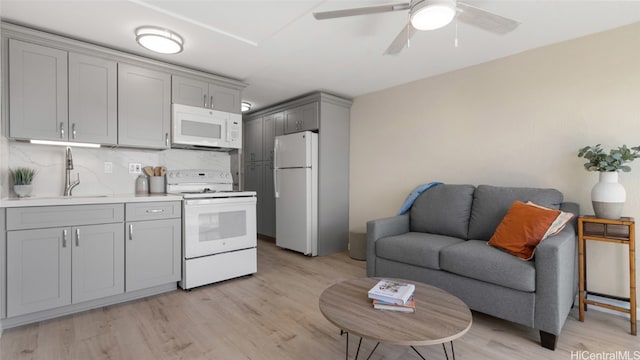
410;0;457;31
136;26;183;54
241;101;252;112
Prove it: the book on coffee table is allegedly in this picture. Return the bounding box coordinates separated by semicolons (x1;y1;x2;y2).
372;298;416;313
368;279;415;305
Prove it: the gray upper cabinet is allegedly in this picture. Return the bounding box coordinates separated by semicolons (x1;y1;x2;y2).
172;75;241;113
171;75;208;108
68;53;117;145
118;63;171;149
8;39;68;141
284;102;319;134
208;82;241;114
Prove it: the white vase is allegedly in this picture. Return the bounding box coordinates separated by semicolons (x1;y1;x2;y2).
13;184;33;198
591;171;625;219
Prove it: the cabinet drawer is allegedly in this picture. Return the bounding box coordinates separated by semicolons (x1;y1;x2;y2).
7;204;124;230
126;201;181;221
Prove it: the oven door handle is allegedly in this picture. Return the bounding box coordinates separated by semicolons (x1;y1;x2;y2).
185;197;256;206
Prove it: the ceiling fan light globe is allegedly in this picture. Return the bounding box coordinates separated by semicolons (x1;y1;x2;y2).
410;0;456;31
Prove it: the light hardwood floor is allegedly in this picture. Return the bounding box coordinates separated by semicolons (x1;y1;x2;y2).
1;238;638;359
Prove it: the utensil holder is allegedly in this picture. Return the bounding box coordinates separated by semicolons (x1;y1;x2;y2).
149;176;166;194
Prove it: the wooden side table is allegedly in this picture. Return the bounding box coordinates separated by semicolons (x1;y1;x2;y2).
578;216;636;335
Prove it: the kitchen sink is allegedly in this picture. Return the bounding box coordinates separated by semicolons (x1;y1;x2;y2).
34;195;109;199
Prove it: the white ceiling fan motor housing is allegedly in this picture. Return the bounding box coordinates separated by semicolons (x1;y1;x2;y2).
410;0;457;31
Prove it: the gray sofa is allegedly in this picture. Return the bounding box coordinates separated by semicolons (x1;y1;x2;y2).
366;184;579;350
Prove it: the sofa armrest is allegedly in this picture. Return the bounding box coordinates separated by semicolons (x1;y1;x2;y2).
534;218;578;335
366;214;410;276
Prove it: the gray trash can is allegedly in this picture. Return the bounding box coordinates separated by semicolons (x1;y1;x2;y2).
349;231;367;261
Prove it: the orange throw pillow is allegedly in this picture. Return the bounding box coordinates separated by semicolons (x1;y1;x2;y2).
488;201;561;260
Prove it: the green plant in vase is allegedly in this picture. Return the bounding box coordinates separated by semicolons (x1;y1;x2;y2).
577;144;640;219
10;167;37;198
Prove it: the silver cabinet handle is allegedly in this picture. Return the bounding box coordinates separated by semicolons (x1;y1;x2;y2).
60;122;65;139
210;95;214;109
62;229;67;248
204;94;207;108
165;133;169;147
72;123;76;139
75;228;80;247
146;209;164;213
129;224;133;240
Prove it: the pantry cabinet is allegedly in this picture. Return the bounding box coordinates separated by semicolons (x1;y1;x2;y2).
118;63;171;149
243;112;283;238
8;39;68;141
172;75;241;113
242;92;351;255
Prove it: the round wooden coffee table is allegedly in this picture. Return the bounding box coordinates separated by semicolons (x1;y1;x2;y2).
319;278;472;359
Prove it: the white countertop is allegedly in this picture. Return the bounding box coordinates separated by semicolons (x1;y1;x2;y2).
0;193;183;208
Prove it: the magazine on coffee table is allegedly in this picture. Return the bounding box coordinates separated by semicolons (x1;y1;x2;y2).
367;279;415;305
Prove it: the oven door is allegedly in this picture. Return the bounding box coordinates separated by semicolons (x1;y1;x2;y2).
183;197;257;259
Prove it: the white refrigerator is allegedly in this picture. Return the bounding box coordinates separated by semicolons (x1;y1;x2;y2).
274;131;318;256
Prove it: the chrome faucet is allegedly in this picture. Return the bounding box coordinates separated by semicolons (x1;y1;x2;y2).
64;146;80;196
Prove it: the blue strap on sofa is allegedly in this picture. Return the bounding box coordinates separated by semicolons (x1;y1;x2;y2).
397;182;443;215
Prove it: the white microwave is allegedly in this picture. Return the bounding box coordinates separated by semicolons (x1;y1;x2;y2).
172;104;242;150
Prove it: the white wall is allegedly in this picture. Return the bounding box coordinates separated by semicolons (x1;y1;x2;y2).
350;23;640;300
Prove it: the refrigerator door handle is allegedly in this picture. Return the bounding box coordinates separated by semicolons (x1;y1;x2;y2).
274;139;279;198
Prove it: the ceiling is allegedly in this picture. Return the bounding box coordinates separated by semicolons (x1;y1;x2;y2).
1;1;640;111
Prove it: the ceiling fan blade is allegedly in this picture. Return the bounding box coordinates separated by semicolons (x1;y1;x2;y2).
457;2;520;34
384;22;417;55
313;2;410;20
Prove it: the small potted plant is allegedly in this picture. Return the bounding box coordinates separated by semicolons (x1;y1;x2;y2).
578;144;640;219
10;167;37;198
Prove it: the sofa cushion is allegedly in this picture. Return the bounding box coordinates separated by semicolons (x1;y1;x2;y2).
488;201;562;260
376;232;464;270
440;240;536;292
410;184;476;239
467;185;564;241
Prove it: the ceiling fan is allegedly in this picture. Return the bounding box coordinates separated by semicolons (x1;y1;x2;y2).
313;0;520;55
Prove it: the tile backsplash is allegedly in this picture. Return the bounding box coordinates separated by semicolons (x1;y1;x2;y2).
2;140;231;198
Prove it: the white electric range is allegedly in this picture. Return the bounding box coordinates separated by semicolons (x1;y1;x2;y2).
167;169;257;290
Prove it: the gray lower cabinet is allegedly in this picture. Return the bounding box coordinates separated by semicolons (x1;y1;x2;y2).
6;223;124;317
118;63;171;149
5;204;125;318
125;202;181;292
8;39;68;141
71;223;124;303
6;227;71;317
